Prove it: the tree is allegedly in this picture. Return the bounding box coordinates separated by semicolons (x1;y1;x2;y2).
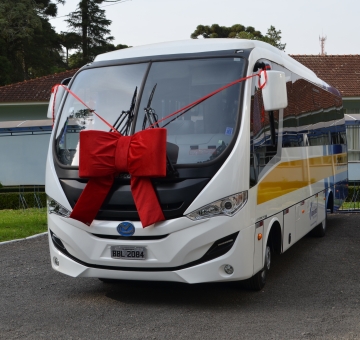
24;18;66;78
59;32;82;66
66;0;124;65
0;0;65;85
262;25;286;51
190;24;262;40
190;24;286;51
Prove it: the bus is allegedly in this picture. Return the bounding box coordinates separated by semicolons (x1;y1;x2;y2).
46;39;347;290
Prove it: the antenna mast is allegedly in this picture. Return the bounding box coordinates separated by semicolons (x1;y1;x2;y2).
319;35;327;55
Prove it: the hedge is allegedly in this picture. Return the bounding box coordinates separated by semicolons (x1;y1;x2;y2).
0;186;45;193
0;192;47;210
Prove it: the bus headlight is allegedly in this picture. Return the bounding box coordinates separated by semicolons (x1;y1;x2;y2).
47;197;70;217
186;191;248;220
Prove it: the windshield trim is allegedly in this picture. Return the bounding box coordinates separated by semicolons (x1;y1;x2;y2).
52;55;248;170
85;48;252;70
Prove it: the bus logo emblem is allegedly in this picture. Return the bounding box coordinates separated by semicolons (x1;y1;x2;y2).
117;222;135;237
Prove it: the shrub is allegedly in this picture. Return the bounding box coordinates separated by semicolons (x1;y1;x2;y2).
0;186;45;193
344;186;360;202
0;192;47;210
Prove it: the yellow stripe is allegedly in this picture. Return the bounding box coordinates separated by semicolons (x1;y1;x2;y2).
257;153;347;205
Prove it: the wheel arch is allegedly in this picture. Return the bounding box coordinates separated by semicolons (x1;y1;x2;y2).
327;189;334;213
265;218;282;255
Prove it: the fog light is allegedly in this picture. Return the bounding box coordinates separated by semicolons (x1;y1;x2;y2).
224;264;234;275
53;256;59;266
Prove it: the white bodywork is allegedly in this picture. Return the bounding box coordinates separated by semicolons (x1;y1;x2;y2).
46;39;338;283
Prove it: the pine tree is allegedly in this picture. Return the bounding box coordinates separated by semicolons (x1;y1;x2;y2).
262;26;286;51
66;0;122;65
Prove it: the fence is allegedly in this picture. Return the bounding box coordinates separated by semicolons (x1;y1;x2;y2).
339;183;360;212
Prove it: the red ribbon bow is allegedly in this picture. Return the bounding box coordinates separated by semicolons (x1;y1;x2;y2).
69;128;167;227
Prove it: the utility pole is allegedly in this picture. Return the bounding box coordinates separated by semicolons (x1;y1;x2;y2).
319;35;327;56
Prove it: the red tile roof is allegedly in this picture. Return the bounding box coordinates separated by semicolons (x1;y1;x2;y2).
291;55;360;98
0;69;78;103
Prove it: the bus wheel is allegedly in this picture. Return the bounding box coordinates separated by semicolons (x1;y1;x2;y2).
244;244;271;291
312;211;327;237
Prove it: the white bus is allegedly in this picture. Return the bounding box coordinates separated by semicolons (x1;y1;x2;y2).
46;39;347;290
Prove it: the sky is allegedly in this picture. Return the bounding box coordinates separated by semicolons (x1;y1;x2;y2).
50;0;360;55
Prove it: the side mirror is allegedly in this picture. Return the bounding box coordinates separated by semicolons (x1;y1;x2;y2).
261;71;288;111
47;85;66;119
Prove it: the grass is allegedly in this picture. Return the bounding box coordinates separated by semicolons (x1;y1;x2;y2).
340;202;360;210
0;208;47;242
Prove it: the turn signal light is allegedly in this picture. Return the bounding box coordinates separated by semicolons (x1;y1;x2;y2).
258;233;262;241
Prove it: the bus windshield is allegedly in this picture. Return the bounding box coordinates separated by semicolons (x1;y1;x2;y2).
55;57;245;166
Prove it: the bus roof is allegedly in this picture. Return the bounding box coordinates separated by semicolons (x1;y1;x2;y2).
93;39;336;96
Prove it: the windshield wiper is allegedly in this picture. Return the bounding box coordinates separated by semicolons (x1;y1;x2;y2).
142;84;158;129
142;84;178;177
111;86;137;135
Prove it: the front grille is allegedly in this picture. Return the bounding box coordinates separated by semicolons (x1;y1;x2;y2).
91;233;169;240
60;177;209;221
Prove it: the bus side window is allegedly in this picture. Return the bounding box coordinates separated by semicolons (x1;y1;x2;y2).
282;75;296;147
250;61;279;187
308;87;324;146
293;77;312;147
333;95;346;145
266;63;295;148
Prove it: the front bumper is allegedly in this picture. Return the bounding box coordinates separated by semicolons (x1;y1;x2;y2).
48;213;256;284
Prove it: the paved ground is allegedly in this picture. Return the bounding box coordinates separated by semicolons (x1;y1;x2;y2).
0;213;359;340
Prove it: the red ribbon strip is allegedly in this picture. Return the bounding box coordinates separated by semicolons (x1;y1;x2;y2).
69;129;167;227
52;68;267;228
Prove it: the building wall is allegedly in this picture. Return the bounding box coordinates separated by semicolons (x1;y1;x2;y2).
0;133;51;185
0;103;48;122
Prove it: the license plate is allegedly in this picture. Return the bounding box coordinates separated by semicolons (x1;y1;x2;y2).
110;246;146;260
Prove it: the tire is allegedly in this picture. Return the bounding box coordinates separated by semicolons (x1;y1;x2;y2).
243;244;271;291
311;210;327;238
